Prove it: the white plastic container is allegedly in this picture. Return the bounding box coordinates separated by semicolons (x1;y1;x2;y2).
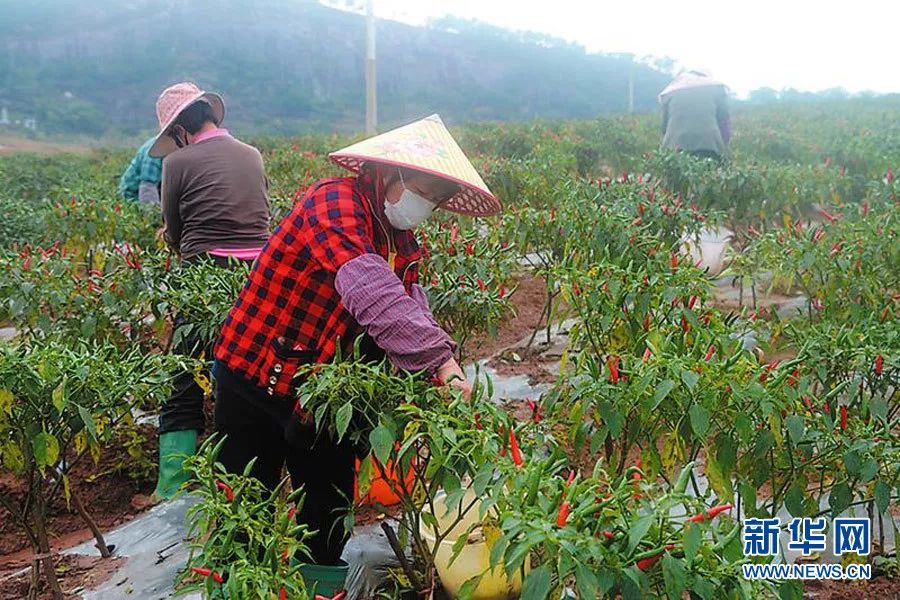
419;489;525;600
680;226;732;276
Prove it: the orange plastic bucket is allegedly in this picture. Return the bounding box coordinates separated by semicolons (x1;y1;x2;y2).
353;455;415;506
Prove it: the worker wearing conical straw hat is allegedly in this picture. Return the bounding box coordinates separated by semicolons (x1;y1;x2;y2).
212;114;500;589
659;69;732;161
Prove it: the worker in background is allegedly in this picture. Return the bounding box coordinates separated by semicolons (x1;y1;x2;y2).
660;70;731;161
118;136;163;204
147;81;270;501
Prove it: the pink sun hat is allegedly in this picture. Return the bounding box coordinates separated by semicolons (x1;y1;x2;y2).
148;82;225;157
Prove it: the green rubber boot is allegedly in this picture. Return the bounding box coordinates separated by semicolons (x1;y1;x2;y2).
298;562;349;598
152;429;198;501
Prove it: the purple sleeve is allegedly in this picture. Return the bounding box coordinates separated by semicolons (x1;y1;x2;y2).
335;254;455;374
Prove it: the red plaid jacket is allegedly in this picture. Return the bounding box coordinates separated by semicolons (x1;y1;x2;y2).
214;176;420;398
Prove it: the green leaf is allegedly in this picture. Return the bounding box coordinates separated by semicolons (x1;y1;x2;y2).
519;565;551;600
689;404;710;439
1;442;25;475
785;483;808;518
859;459;878;484
80;315;97;338
357;453;374;498
599;401;624;438
335;401;353;441
829;481;852;516
0;389;13;415
651;379;676;409
681;369;700;392
692;577;715;600
575;563;599;600
52;378;66;413
874;480;890;515
785;415;805;444
369;425;393;465
456;575;483;600
32;432;60;469
628;514;654;553
683;522;700;565
777;580;804;600
843;450;861;476
77;404;98;440
661;554;687;600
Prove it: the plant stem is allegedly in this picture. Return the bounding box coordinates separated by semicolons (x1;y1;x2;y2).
381;521;422;592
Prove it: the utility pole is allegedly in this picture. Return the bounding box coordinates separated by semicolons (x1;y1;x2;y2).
628;59;635;114
365;0;377;135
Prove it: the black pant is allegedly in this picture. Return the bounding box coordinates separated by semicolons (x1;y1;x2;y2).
212;361;357;565
159;254;252;434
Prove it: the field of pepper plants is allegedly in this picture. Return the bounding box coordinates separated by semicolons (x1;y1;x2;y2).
0;97;897;600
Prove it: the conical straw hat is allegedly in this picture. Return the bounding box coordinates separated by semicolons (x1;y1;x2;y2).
329;114;500;217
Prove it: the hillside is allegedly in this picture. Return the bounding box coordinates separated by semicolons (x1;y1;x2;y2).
0;0;670;137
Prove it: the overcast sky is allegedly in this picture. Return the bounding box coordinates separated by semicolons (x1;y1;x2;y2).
337;0;898;97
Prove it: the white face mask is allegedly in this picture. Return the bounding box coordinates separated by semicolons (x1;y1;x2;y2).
384;172;437;230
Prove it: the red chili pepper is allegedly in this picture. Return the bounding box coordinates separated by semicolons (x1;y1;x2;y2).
670;253;678;270
687;503;733;523
607;355;621;384
887;168;895;184
704;345;716;362
803;397;814;411
824;402;831;414
747;225;760;238
164;255;172;272
465;243;475;257
498;285;507;300
688;296;698;310
882;307;890;322
636;545;675;571
70;196;76;208
556;501;571;527
281;544;291;563
642;314;651;331
862;201;869;217
191;567;212;577
875;355;883;376
526;400;542;423
812;298;825;311
287;505;297;521
840;406;848;431
632;216;642;226
824;156;832;168
788;368;800;387
681;316;691;334
830;242;844;258
215;480;234;502
449;223;459;244
600;530;616;540
509;428;524;467
22;255;31;271
812;228;825;244
474;412;483;430
477;278;487;291
637;202;646;216
759;361;779;383
280;587;287;600
497;425;507;457
642;347;652;363
818;208;839;223
566;470;576;487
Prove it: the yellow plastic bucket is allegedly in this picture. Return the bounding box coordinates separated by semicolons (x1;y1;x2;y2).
419;489;525;600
